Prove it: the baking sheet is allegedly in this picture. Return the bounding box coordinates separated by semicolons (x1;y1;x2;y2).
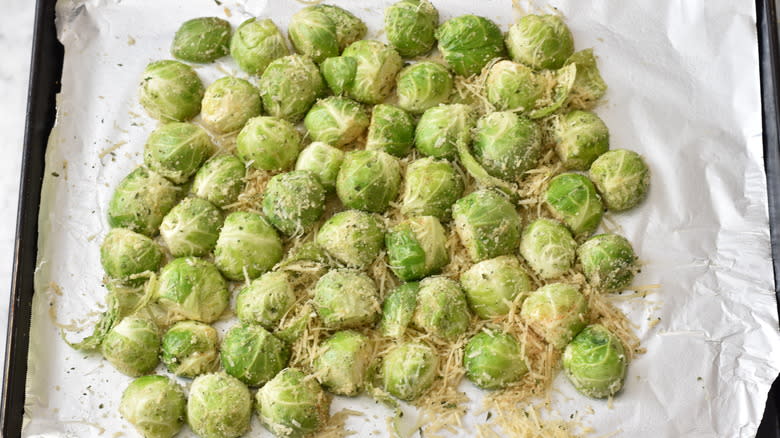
23;0;780;436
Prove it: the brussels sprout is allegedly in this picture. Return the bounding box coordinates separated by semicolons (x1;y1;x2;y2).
485;60;544;112
191;154;247;208
506;14;574;70
396;62;453;114
401;158;464;220
321;56;357;95
188;373;252;438
565;49;607;109
171;17;231;63
385;0;439;57
295;142;344;192
316;210;385;268
144;122;214;184
472;111;542;181
313;269;380;329
413;277;471;341
236;116;303;171
379;282;419;338
256;368;331;438
415;104;474;159
554;110;609;170
304;96;370;147
464;330;528;389
101;316;160;377
341;40;403;104
460;255;533;319
156;257;230;324
236;271;296;329
161;320;220;378
452;190;522;262
120;375;186;438
563;324;627;398
520;283;588;348
336;150;402;213
214;211;284;281
289;5;367;63
160;197;223;257
519;218;577;280
314;331;372;396
381;342;438;401
578;234;638;292
436;15;505;77
139;60;204;122
528;62;576;120
365;104;415;157
108;167;180;236
589;149;650;211
262;171;326;236
201;77;262;134
230;18;289;75
100;228;163;285
221;323;290;386
259;55;325;122
386;216;450;282
545;173;604;237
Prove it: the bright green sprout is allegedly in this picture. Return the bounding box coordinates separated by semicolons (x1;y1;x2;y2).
386;216;450;282
365;104;416;157
259;55;325;122
107;166;180;237
589;149;650;211
452;189;522;262
415;104;474;159
472;111;542;181
460;255;533;319
313;269;380;330
120;375;186;438
545;172;604;237
256;368;331;438
554;110;609;170
100;228;163;286
144;122;214;184
396;61;453;114
464;330;528;389
336;150;402;213
563;324;627;398
171;17;231;63
155;257;229;324
520;283;588;348
161;320;220;378
139;60;204;122
401;157;465;220
160;197;223;257
214;211;283;281
578;233;638;292
384;0;439;57
220;323;291;387
340;40;403;104
506;14;574;70
436;15;506;76
381;341;438;401
295;142;345;192
485;60;544;112
412;276;471;341
187;373;252;438
190;154;247;208
565;49;607;110
262;171;326;236
379;282;419;338
519;218;577;280
236;271;296;329
314;330;372;396
236;116;302;171
288;4;367;63
101;316;160;377
315;210;385;268
201;77;262;134
230;18;289;75
304;96;370;147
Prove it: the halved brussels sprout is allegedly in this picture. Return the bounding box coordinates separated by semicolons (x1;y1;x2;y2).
545;173;604;237
295;142;344;192
472;111;542;181
160;197;223;257
565;49;607;110
436;15;505;77
506;14;574;70
289;4;367;63
304;96;370;147
385;0;439;57
464;330;528;389
412;276;471;341
379;282;419;338
315;210;385;268
485;60;544;112
314;330;372;396
139;60;204;122
589;149;650;211
415;104;474;159
161;320;220;378
120;375;186;438
336;150;402;213
519;218;577;280
386;216;450;282
313;269;380;329
396;62;453;114
578;233;638;292
341;40;403;104
188;373;252;438
365;104;415;157
156;257;230;324
563;324;627;398
236;116;302;171
460;255;533;319
554;110;609;170
256;368;331;438
381;341;438;401
262;171;326;236
230;18;289;75
101;316;160;377
452;190;522;262
214;211;284;281
520;283;588;348
236;271;296;329
259;55;325;122
201;77;262;134
190;154;246;208
108;167;180;237
221;323;290;386
401;157;464;220
321;56;357;95
171;17;231;63
144;122;214;184
100;228;163;285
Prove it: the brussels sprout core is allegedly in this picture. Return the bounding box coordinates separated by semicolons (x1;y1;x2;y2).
236;116;303;171
316;210;385;268
295;142;345;192
336;150;402;213
101;316;160;377
256;368;331;438
520;283;588;348
259;55;325;122
385;0;439;57
304;96;370;147
214;211;284;281
161;320;220;378
386;216;450;281
156;257;229;324
120;375;186;438
578;233;638;291
381;342;438;401
220;323;291;386
412;277;471;341
460;256;533;319
506;14;575;70
415;104;474;159
519;218;577;280
401;157;465;220
201;77;263;134
139;60;204;122
236;271;297;329
396;62;453;114
436;15;506;76
554;110;609;170
100;228;163;285
589;149;650;211
314;330;372;396
230;18;289;75
545;173;604;237
262;171;326;236
187;373;253;438
171;17;231;63
160;197;223;257
365;104;416;157
108;167;180;237
313;270;380;329
464;330;528;389
563;324;627;398
452;189;522;262
473;111;542;181
190;154;247;208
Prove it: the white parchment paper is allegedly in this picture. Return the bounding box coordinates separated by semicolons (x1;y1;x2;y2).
23;0;780;436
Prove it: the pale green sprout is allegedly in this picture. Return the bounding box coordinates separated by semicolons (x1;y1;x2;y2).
506;14;574;70
160;197;223;257
365;104;416;157
313;269;380;329
262;171;326;236
415;104;474;159
473;111;542;181
386;216;450;282
565;49;608;110
187;373;252;438
321;56;357;95
220;323;291;386
139;60;204;122
436;15;506;77
108;167;180;236
155;257;229;324
460;255;533;319
485;60;544;112
230;18;289;75
401;157;465;220
236;116;303;171
288;4;367;63
381;341;438;401
412;276;471;341
295;142;344;192
101;316;160;377
396;62;453;114
144;122;214;184
379;283;419;338
519;218;577;280
578;233;638;292
120;375;186;438
304;96;370;147
161;320;219;378
528;63;577;119
545;172;604;237
235;271;296;329
314;330;372;396
201;77;262;134
259;55;325;122
520;283;588;348
563;324;627;398
385;0;439;57
100;228;163;285
214;211;284;281
336;150;402;213
464;330;528;390
554;110;609;170
190;154;247;208
315;210;385;268
452;189;522;262
256;368;331;438
589;149;650;211
171;17;231;63
340;40;403;104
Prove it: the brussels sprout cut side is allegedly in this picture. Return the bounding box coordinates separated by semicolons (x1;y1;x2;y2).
385;0;439;58
101;316;160;377
412;277;471;341
191;154;247;208
120;375;186;438
201;77;263;134
506;14;575;70
545;172;604;237
263;171;326;236
396;61;453;114
519;218;577;280
236;116;303;171
589;149;650;211
365;104;416;157
230;18;289;75
100;228;163;285
156;257;230;324
337;150;402;213
316;210;385;268
381;341;438;401
460;255;533;319
314;330;372;396
563;324;627;398
313;270;381;329
452;189;522;262
401;157;464;220
221;323;291;386
188;373;253;438
256;368;331;438
259;55;325;122
171;17;231;63
520;283;588;349
107;166;180;237
160;197;223;257
464;330;528;389
386;216;450;281
161;320;220;378
144;122;215;184
214;211;284;281
436;15;506;77
578;233;638;291
139;60;204;122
